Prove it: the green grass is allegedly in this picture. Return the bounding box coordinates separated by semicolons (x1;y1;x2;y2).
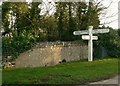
2;58;119;84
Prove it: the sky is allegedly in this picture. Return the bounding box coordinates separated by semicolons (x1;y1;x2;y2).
0;0;120;29
100;0;119;29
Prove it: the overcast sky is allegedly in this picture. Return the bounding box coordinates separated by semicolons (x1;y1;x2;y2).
101;0;119;29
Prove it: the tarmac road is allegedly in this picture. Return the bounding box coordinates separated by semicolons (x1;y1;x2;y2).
89;75;119;84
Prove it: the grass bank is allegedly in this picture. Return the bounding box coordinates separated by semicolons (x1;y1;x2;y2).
2;58;118;84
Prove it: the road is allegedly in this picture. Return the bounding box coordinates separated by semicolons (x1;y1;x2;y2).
89;75;119;84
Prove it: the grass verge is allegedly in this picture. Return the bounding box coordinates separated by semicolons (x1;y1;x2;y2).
2;58;119;84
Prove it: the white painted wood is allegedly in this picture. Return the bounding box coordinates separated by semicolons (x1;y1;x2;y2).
73;26;109;62
73;30;88;35
88;26;93;61
92;29;110;34
73;29;109;35
82;35;98;40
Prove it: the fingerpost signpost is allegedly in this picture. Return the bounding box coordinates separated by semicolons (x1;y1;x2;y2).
73;26;109;61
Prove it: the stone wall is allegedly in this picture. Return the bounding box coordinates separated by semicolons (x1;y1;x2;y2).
15;42;88;68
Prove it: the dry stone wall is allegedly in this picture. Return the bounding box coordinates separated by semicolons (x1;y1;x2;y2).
15;42;88;68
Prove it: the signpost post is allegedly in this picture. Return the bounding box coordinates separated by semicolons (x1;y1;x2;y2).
73;26;109;61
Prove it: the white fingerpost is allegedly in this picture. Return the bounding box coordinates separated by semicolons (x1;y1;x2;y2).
88;26;93;61
73;26;109;62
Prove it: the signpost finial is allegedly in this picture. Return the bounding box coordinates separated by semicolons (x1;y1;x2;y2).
89;26;93;29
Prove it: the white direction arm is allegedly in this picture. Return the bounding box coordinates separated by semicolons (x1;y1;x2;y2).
73;30;88;35
82;35;98;40
92;29;110;34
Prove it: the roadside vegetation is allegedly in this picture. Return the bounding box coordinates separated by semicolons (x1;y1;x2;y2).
2;58;118;84
2;2;120;62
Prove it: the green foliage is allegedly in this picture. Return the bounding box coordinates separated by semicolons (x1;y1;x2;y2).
2;31;37;60
95;27;120;57
54;2;103;41
118;29;120;36
2;1;104;41
2;1;114;60
2;58;118;84
2;2;42;60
